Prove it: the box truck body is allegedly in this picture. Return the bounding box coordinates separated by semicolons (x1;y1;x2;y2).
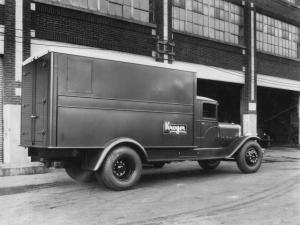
22;52;195;149
21;52;263;190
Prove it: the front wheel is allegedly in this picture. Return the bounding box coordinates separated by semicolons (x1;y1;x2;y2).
198;160;220;170
236;141;263;173
96;146;142;191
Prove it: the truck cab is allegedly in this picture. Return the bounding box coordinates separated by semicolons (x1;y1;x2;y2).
196;96;241;148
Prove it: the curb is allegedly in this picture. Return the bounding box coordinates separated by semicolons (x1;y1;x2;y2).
0;169;69;196
0;163;50;177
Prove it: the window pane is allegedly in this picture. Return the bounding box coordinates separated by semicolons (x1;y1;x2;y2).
100;0;108;13
124;5;131;19
172;0;244;45
88;0;98;10
174;0;185;8
109;2;122;17
53;0;150;23
256;12;300;59
60;0;72;5
133;9;141;21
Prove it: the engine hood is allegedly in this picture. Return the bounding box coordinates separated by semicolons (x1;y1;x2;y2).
218;123;242;140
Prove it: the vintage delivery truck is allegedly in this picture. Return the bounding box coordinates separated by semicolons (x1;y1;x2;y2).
21;51;263;190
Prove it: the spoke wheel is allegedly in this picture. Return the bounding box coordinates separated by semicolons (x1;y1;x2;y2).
245;147;259;166
236;141;263;173
112;157;134;180
96;146;142;191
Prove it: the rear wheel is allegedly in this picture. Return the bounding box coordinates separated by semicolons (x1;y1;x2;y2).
236;141;263;173
198;160;220;170
96;146;142;191
65;160;94;182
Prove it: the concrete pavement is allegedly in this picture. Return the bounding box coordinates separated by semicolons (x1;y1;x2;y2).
0;146;299;193
0;147;299;225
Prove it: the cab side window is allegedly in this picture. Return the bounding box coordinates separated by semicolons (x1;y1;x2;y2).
203;103;217;119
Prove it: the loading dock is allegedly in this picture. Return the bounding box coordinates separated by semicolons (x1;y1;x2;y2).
257;87;299;146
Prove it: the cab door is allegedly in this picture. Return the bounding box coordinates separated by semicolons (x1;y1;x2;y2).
196;100;220;148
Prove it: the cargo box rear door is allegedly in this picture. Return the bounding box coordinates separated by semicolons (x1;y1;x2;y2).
33;58;50;146
21;62;35;146
21;56;50;146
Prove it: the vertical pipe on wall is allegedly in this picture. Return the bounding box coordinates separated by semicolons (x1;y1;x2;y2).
163;0;168;63
15;0;23;83
241;0;257;136
250;9;255;101
298;93;300;146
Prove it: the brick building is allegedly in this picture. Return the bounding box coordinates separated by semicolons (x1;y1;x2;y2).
0;0;299;164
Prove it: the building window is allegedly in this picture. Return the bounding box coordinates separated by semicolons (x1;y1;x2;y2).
172;0;244;45
256;13;300;59
49;0;150;23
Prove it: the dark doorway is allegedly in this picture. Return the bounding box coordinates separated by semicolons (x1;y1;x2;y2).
197;79;242;124
257;87;299;145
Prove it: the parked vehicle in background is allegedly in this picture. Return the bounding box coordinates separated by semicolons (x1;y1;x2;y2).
21;52;263;190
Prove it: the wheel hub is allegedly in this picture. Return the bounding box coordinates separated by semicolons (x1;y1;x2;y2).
246;148;259;166
113;160;127;177
112;158;134;180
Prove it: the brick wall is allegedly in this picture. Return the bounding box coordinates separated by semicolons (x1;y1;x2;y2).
4;0;21;105
174;32;245;72
257;53;300;81
31;2;156;57
0;4;4;25
23;0;31;60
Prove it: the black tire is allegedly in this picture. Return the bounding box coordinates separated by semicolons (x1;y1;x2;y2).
198;160;220;170
65;160;95;182
96;146;142;191
153;162;165;168
236;141;263;173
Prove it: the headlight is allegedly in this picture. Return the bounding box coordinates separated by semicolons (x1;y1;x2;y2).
238;125;242;137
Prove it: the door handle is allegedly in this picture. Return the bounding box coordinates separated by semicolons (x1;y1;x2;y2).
30;115;39;119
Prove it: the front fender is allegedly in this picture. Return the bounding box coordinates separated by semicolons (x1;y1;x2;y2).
225;136;262;159
84;138;148;171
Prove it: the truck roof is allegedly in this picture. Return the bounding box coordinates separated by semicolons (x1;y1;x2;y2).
196;96;218;103
22;50;197;74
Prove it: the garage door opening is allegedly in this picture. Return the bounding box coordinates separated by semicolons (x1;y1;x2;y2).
197;79;242;124
257;87;299;146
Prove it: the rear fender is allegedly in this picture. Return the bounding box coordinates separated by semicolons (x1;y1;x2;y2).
84;138;148;171
225;136;262;159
